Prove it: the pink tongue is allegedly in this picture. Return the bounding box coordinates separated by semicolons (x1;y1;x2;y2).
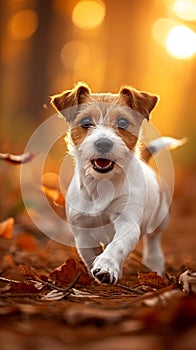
96;159;111;168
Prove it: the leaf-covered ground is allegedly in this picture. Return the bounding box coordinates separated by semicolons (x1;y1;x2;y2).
0;163;196;350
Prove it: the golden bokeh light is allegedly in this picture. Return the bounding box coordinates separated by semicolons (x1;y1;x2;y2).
166;25;196;59
71;0;106;30
173;0;196;21
8;10;39;40
152;18;176;46
61;40;90;70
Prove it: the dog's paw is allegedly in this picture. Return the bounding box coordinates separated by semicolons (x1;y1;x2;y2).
91;258;120;284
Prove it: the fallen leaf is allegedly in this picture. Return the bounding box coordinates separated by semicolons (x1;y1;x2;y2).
0;306;21;316
0;217;14;239
42;172;65;206
15;233;39;252
143;289;183;307
0;276;40;294
141;294;196;333
17;264;44;281
41;289;69;301
64;305;126;326
9;281;39;293
179;270;196;294
0;151;34;164
2;254;15;269
42;186;65;206
138;271;170;289
71;288;99;298
50;259;92;287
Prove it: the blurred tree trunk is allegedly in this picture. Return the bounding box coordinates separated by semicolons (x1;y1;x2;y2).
0;1;10;147
0;1;54;149
0;0;6;116
26;0;53;119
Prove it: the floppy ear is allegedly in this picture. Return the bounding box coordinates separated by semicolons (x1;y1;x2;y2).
50;82;91;122
119;86;159;120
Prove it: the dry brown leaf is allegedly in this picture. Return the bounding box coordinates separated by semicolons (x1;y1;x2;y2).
17;264;43;281
9;281;40;293
71;288;99;298
2;254;15;269
50;259;92;287
0;217;14;239
179;270;196;294
0;151;34;164
42;186;65;206
64;305;126;326
138;271;170;289
141;294;196;334
143;289;183;307
42;172;65;206
41;290;68;301
15;233;39;252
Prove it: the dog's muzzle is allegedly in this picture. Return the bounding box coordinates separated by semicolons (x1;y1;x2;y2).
92;138;115;173
95;138;113;153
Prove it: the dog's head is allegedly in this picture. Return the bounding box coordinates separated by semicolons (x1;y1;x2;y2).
51;82;158;179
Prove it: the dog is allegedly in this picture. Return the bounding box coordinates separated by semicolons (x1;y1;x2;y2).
51;82;185;284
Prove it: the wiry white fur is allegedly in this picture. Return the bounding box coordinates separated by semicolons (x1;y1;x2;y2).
65;124;172;283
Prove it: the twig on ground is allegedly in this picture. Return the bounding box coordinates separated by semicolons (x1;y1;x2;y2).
0;272;82;301
0;276;21;284
116;283;145;295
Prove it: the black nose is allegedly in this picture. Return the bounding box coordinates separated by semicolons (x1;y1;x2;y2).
95;138;113;153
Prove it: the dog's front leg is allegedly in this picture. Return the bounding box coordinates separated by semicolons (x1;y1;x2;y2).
77;246;103;272
91;217;140;284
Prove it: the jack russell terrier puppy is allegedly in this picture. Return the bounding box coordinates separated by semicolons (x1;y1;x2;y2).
51;82;185;284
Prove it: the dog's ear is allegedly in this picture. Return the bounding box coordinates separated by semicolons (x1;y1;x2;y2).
119;86;159;120
50;82;91;122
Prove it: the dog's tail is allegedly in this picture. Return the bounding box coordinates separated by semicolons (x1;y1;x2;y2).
141;137;187;163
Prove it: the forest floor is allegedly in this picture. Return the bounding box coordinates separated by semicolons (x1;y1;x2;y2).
0;167;195;350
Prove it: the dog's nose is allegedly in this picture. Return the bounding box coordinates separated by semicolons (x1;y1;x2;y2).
95;138;113;153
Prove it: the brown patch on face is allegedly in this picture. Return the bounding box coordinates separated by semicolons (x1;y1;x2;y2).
115;128;138;152
70;125;88;147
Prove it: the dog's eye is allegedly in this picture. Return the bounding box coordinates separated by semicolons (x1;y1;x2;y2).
80;117;94;129
116;117;130;130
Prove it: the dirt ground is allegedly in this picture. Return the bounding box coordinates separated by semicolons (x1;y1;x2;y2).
0;168;196;350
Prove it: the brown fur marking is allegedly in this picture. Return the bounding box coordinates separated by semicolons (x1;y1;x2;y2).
71;125;88;147
119;87;159;119
50;82;91;121
115;128;138;152
51;83;159;151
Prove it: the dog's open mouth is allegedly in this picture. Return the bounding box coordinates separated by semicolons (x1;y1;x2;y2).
91;158;115;173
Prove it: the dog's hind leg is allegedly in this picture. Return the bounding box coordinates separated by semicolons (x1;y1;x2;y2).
142;231;165;275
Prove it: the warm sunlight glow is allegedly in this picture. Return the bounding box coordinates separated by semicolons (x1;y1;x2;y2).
166;25;196;59
152;18;176;46
8;10;39;40
71;0;105;30
173;0;196;21
53;0;72;16
61;41;90;70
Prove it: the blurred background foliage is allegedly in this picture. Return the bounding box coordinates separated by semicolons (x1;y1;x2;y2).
0;0;196;221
